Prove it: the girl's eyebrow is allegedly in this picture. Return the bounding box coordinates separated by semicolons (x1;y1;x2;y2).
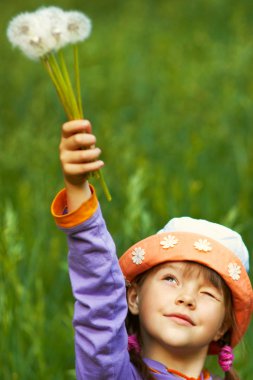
157;262;185;271
155;262;183;274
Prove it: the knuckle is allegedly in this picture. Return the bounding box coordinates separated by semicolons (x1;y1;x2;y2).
62;122;70;133
91;135;96;145
84;119;91;127
74;134;82;144
62;164;70;174
92;148;100;159
59;142;64;152
59;151;67;163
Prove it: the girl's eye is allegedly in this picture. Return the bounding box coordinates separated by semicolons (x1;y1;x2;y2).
201;291;216;299
164;275;178;284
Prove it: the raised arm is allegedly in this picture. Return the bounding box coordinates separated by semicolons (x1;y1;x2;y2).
51;120;139;379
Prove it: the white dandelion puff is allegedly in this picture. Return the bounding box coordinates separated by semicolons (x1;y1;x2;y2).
6;7;92;60
35;6;68;51
160;235;178;249
132;247;145;265
7;11;55;59
228;263;241;281
65;11;92;44
194;239;212;252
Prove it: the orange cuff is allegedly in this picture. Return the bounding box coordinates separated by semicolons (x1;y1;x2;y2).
51;185;98;229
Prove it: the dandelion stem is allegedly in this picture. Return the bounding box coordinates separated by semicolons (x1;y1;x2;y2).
47;55;73;119
58;50;81;119
42;56;73;120
97;170;112;202
73;45;84;118
48;54;75;119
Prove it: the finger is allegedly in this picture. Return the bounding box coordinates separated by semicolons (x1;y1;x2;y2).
61;147;102;165
61;132;97;151
64;160;104;176
62;119;92;138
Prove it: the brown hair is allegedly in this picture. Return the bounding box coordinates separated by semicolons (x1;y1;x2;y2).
126;262;240;380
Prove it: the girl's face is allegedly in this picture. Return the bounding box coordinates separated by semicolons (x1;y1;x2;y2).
128;262;227;360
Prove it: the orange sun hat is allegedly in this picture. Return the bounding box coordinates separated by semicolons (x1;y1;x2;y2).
119;217;253;354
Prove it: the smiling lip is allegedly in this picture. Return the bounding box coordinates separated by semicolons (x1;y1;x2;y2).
166;313;195;326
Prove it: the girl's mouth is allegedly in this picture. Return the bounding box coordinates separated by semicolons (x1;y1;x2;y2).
166;313;195;326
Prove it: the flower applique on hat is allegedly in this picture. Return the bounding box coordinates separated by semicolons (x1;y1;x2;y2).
132;247;145;265
160;235;178;249
194;239;212;252
228;263;241;281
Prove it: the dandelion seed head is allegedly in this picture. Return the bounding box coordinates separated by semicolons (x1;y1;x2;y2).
66;11;92;44
7;12;34;45
35;6;68;50
7;7;92;60
7;11;55;59
30;36;40;44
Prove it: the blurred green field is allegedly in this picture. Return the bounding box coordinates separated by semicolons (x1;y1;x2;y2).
0;0;253;379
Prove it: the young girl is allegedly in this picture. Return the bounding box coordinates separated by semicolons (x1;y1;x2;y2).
51;120;253;380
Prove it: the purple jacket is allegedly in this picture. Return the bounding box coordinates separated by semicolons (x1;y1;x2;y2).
52;191;213;380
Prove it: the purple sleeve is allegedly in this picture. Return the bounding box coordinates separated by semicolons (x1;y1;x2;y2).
62;205;140;380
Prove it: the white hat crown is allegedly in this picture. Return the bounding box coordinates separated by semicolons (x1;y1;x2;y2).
158;216;249;272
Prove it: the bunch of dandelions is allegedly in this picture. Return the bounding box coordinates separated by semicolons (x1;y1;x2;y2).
7;6;111;201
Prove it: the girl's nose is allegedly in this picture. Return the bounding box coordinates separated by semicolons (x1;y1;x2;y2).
175;293;196;309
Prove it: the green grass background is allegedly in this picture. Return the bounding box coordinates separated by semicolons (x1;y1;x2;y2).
0;0;252;378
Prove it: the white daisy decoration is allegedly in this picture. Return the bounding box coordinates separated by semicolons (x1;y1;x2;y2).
228;263;241;281
132;247;145;265
160;235;178;249
194;239;212;252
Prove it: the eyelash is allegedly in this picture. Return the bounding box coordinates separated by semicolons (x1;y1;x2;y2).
201;291;216;299
164;275;178;284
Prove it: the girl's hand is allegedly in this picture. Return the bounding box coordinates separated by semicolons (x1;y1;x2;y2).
59;120;104;211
